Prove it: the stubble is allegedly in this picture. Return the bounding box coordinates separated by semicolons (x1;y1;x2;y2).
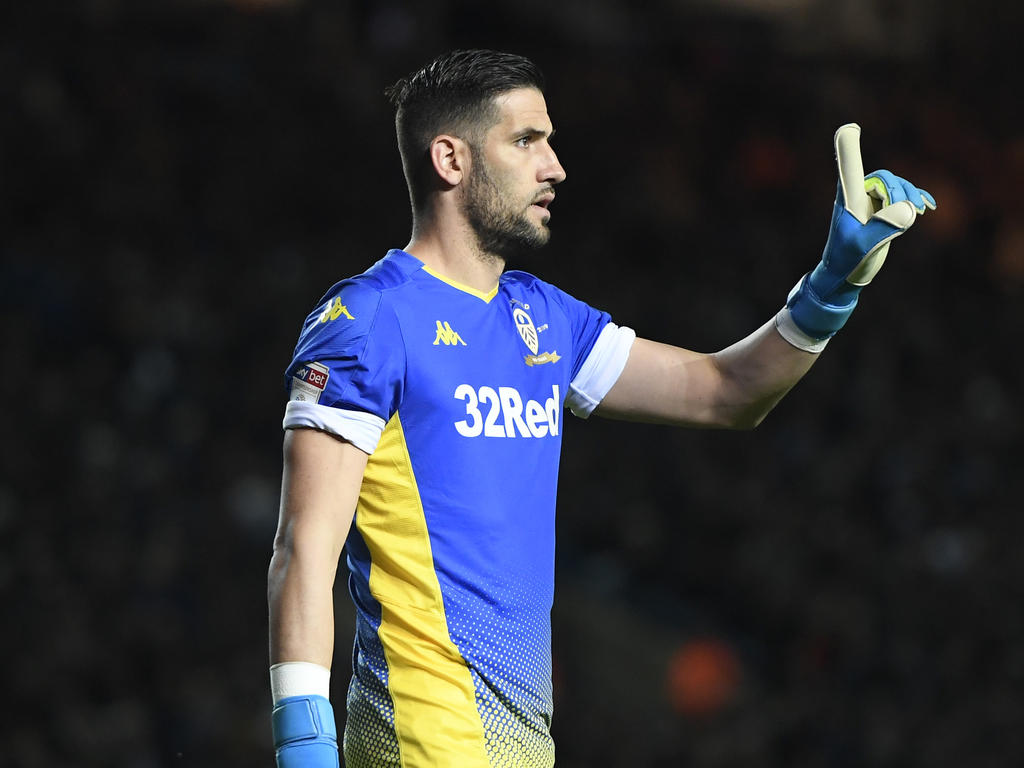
463;155;550;265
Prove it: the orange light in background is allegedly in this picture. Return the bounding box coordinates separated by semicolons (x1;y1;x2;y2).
667;637;742;717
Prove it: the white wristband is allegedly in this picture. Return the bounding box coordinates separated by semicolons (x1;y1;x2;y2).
775;307;830;354
270;661;331;705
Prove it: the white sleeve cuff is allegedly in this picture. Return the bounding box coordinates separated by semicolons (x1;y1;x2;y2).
270;661;331;705
774;307;830;354
566;322;637;419
282;400;386;454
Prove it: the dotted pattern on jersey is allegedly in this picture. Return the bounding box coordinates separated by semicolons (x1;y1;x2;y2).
444;573;556;767
343;577;557;767
342;622;402;767
474;671;555;768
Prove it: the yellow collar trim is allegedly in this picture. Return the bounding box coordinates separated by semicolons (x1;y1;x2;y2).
421;265;499;303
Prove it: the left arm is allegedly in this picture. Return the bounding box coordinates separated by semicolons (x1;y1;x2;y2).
596;124;935;430
596;319;817;430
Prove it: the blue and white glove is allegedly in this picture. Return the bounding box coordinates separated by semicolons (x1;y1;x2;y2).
272;694;339;767
777;123;936;351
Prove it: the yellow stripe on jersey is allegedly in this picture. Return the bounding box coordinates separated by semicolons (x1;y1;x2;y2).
357;412;490;768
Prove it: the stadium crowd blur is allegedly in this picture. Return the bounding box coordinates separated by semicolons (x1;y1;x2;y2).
4;0;1022;765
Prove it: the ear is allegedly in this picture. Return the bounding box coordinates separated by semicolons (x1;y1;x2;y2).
429;134;470;187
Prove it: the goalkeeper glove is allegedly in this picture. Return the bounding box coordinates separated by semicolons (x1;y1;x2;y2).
272;694;339;767
778;123;936;351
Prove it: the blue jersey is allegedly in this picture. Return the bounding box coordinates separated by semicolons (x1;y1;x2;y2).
283;249;635;767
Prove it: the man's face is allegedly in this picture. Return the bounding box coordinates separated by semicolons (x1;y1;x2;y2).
462;87;566;262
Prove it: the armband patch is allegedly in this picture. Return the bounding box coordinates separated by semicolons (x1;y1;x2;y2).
290;362;330;404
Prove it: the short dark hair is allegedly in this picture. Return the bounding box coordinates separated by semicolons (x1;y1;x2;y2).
385;49;546;213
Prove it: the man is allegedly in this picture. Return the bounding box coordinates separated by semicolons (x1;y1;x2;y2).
267;49;935;767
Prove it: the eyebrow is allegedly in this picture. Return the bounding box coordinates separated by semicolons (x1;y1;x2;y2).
516;127;556;141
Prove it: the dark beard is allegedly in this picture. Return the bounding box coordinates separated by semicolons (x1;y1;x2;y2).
463;161;550;263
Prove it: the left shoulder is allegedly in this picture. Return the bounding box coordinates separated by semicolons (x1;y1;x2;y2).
500;269;568;301
501;269;543;289
502;270;600;312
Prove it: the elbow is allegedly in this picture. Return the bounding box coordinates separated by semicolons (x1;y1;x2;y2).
718;401;774;431
715;383;786;431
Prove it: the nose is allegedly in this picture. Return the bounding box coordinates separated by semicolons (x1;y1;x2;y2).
542;144;566;185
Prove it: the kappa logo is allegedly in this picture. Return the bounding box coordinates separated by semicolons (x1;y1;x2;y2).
511;304;560;366
318;297;354;323
433;321;467;346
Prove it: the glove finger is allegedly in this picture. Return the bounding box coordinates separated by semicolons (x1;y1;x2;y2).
865;169;904;206
919;187;938;211
867;170;936;215
870;200;916;234
834;124;873;223
895;176;936;214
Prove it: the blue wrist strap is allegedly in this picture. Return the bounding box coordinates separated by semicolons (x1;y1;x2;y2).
786;269;860;340
272;695;339;768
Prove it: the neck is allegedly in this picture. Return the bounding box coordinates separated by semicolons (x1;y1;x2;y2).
404;214;505;294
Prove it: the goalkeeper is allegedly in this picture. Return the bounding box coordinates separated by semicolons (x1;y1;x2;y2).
268;49;935;768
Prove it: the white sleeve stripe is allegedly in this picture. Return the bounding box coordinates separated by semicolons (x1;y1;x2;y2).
566;322;636;419
282;400;386;455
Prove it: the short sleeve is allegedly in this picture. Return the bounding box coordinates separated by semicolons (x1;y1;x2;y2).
539;279;635;418
565;323;636;418
544;284;614;381
282;280;405;453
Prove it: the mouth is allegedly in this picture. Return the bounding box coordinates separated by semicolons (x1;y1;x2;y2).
530;191;555;218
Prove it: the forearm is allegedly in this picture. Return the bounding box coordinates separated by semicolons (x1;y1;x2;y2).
269;428;365;666
267;428;365;767
597;316;817;429
268;542;338;669
709;316;819;429
268;554;340;768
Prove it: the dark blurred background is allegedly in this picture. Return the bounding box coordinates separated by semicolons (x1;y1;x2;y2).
3;0;1023;765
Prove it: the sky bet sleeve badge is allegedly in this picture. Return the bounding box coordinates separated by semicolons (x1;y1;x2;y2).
289;362;330;404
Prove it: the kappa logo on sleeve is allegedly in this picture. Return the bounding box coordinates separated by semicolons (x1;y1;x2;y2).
290;362;330;403
318;297;355;323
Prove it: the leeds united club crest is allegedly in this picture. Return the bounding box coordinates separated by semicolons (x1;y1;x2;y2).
512;304;560;366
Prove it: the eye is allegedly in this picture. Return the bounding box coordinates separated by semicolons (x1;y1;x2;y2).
515;135;532;148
